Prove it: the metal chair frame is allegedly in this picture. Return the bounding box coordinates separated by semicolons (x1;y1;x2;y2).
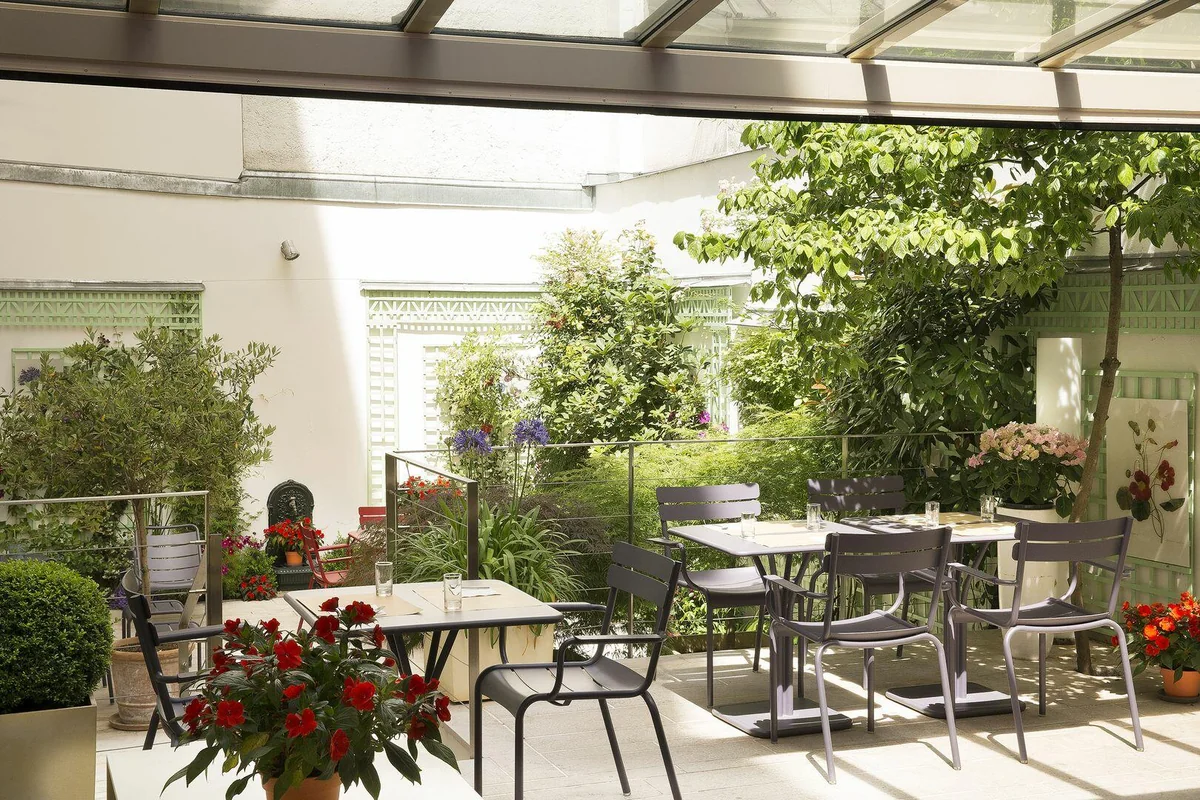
300;527;357;589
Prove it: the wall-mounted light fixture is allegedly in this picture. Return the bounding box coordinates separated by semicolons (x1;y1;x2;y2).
280;240;300;261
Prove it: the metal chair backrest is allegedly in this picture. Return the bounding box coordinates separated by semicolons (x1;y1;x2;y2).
601;542;682;675
807;476;906;516
121;569;181;738
656;484;761;530
1010;518;1133;615
136;524;203;594
801;527;952;639
299;526;334;583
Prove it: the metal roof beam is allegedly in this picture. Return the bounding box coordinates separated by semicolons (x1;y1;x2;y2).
126;0;159;13
395;0;456;33
835;0;968;60
1033;0;1200;68
634;0;724;48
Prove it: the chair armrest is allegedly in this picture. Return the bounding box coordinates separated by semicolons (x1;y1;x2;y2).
646;537;683;551
1082;559;1134;578
549;602;607;614
764;575;825;601
158;671;204;685
948;562;1016;586
156;624;227;644
316;544;352;553
545;634;664;699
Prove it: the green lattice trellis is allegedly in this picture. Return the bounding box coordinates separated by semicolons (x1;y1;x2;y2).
1019;269;1200;335
0;287;202;329
1079;370;1195;609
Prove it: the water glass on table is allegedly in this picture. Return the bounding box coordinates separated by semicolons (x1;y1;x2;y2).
925;501;940;526
443;572;463;611
740;513;757;539
374;561;393;597
806;503;822;531
980;495;997;523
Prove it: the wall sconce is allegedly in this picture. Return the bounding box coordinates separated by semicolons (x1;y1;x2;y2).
280;240;300;261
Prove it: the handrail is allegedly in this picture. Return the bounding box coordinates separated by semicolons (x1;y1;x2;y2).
384;452;479;579
0;489;209;507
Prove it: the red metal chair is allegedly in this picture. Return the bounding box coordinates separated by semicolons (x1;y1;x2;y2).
300;527;357;589
358;506;386;527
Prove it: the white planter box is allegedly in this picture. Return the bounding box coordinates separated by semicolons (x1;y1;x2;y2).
424;624;555;702
998;504;1068;660
0;700;97;800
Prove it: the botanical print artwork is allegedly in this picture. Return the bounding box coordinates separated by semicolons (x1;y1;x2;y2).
1109;398;1192;568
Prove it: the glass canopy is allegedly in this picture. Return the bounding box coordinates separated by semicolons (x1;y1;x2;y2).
1076;5;1200;70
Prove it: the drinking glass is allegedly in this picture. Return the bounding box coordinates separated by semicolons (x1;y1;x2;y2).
443;572;463;612
980;495;997;523
740;513;757;539
925;501;940;525
806;503;822;531
374;561;393;597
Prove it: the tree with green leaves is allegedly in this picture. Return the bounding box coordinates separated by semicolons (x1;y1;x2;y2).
530;225;708;458
680;122;1200;671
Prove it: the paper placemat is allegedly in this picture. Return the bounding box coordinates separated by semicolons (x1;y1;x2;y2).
301;589;422;619
414;582;536;611
855;513;1014;537
749;530;830;550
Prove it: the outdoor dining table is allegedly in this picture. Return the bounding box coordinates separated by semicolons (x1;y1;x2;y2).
669;512;1019;738
283;580;563;682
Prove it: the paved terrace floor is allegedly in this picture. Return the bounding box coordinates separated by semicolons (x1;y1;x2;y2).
96;599;1200;799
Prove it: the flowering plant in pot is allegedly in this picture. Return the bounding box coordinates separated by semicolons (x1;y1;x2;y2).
1117;593;1200;698
265;518;321;566
966;422;1088;516
166;598;456;800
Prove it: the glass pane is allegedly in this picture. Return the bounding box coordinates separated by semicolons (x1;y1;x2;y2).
160;0;399;27
880;0;1127;62
673;0;929;56
434;0;677;40
19;0;124;8
1076;6;1200;70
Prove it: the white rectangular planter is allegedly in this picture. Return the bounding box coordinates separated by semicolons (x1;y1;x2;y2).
425;624;555;702
998;504;1069;660
0;700;97;800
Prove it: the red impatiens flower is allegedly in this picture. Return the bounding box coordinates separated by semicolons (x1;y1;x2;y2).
402;673;427;703
1156;635;1171;649
215;700;245;728
285;708;318;738
209;649;232;676
274;639;303;670
435;695;452;722
320;596;340;612
342;678;376;712
407;717;428;740
223;618;243;636
262;618;281;636
314;615;340;644
372;625;386;648
346;601;376;625
329;729;350;762
1147;643;1161;657
1129;470;1153;502
282;684;305;701
182;698;209;731
383;658;396;668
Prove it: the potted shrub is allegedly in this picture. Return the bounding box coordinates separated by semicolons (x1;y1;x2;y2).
967;422;1088;659
0;559;113;799
266;517;320;567
1118;593;1200;699
166;599;456;800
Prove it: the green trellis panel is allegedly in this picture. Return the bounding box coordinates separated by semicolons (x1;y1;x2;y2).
1080;370;1195;607
1019;269;1200;335
0;288;202;329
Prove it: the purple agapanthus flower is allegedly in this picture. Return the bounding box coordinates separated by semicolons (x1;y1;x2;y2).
696;410;712;426
17;366;40;385
513;418;550;447
453;428;493;455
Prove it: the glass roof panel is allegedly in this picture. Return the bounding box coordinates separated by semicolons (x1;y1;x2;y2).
159;0;398;27
1075;6;1200;70
20;0;124;8
674;0;929;55
879;0;1128;63
433;0;678;40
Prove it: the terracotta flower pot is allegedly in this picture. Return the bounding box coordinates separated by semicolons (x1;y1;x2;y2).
109;637;179;730
262;773;341;800
284;551;304;566
1161;667;1200;698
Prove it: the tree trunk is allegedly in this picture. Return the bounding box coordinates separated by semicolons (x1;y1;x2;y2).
132;497;151;599
1066;222;1124;674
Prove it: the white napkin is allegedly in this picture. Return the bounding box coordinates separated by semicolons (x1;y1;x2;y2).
462;585;501;598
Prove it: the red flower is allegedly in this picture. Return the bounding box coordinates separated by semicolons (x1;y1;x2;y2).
342;678;376;712
282;684;305;701
274;639;303;670
346;601;376;625
215;700;245;728
1110;635;1120;647
223;618;243;636
481;423;494;435
285;708;318;738
1146;643;1161;657
383;658;396;668
1137;604;1152;617
407;717;428;740
402;673;428;703
329;729;350;762
182;698;208;731
320;596;340;612
373;625;387;648
1129;471;1153;502
1122;601;1130;612
1156;635;1171;649
435;695;451;722
314;615;340;644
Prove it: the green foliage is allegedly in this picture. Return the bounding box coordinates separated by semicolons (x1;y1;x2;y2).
0;328;277;592
223;547;277;600
721;328;814;418
529;226;709;455
3;505;130;592
434;332;524;443
0;559;113;713
396;500;583;603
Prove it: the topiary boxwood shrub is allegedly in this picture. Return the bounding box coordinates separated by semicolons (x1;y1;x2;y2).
0;560;113;714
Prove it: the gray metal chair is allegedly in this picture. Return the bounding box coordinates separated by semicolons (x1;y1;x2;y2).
124;523;205;638
949;517;1142;763
765;527;961;784
473;542;683;800
652;483;767;709
808;476;934;659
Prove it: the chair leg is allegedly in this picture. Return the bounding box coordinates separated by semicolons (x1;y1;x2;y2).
143;709;159;750
106;667;115;705
753;604;765;673
897;593;911;660
797;637;806;700
1001;629;1028;763
1038;634;1048;716
768;628;779;744
598;700;631;797
705;601;715;710
865;648;876;733
1108;621;1145;752
514;706;527;800
929;635;962;771
644;693;682;800
813;643;837;784
472;678;485;793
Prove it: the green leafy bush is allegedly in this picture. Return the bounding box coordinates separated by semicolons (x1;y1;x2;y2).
0;559;113;713
223;547;277;600
435;332;524;444
2;506;130;594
